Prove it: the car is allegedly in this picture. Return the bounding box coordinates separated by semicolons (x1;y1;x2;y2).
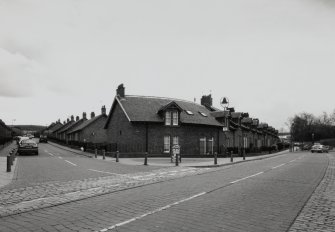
18;139;39;155
39;135;48;143
311;144;328;153
18;136;30;145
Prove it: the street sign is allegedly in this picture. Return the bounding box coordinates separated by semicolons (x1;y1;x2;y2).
172;145;180;155
223;127;228;132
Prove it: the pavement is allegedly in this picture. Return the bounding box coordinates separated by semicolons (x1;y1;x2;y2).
0;142;18;188
0;150;330;232
48;141;290;167
289;152;335;231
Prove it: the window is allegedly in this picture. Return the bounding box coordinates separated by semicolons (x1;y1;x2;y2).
199;112;207;117
207;137;214;155
165;112;171;126
164;136;170;153
200;137;206;155
172;112;179;126
186;110;194;115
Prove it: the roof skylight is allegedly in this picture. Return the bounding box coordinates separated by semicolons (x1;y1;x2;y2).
186;110;194;115
199;112;208;117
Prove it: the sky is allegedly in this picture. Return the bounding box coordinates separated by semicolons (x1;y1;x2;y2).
1;0;335;131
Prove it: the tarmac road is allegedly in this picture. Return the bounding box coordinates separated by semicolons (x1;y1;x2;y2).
0;150;329;232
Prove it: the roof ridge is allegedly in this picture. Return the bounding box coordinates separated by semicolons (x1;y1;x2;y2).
125;95;207;108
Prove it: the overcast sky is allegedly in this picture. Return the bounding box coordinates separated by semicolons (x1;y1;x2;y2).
1;0;335;131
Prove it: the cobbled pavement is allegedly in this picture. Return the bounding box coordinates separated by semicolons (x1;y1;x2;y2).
289;153;335;232
0;166;213;217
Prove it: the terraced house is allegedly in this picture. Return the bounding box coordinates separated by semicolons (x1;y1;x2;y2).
67;106;107;144
104;84;224;156
0;119;12;146
104;84;279;156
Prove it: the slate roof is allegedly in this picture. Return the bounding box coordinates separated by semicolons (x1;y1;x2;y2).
106;95;223;127
56;121;77;134
67;115;107;134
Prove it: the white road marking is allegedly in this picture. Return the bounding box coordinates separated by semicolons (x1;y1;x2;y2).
230;172;264;184
44;150;48;152
65;160;77;166
88;169;126;176
271;163;285;169
97;192;206;232
289;159;296;163
47;152;54;156
58;156;63;159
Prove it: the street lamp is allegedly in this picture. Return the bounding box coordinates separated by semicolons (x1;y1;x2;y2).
220;97;229;110
220;97;230;157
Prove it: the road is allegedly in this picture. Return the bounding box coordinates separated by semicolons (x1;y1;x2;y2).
0;144;330;232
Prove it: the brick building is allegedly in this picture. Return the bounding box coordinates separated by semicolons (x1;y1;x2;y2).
104;84;225;156
0;119;12;145
67;106;107;144
104;84;279;156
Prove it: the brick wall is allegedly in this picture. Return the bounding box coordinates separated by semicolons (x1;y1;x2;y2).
79;116;107;143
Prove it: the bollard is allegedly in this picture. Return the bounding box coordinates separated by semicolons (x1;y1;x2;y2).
95;149;97;158
230;151;233;162
179;153;182;163
214;152;218;165
175;153;179;166
116;151;119;162
170;154;173;163
102;150;106;160
243;149;246;161
144;152;148;165
9;151;13;166
7;155;11;172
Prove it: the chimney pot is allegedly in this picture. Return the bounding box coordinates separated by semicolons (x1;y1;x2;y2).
67;118;70;123
101;105;106;115
91;112;95;119
71;115;74;121
116;84;125;98
76;116;79;121
83;112;87;120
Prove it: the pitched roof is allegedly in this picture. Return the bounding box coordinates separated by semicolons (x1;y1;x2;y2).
67;115;107;134
106;95;223;127
57;121;77;134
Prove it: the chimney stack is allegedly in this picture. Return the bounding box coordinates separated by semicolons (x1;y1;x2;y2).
116;84;125;98
71;115;74;121
91;112;95;119
101;105;106;115
67;118;70;123
83;112;87;120
76;116;80;121
200;94;213;107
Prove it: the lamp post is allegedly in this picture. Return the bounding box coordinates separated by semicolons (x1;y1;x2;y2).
220;97;230;156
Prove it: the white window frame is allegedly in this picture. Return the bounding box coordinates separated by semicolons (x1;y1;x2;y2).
165;112;171;126
173;136;179;146
164;136;171;153
207;137;214;155
200;137;206;155
172;111;179;126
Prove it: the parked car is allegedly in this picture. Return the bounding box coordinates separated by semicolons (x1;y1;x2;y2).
39;135;48;143
311;144;328;153
18;139;39;155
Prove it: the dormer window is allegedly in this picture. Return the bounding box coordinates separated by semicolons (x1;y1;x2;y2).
165;111;179;126
165;111;171;126
172;111;179;125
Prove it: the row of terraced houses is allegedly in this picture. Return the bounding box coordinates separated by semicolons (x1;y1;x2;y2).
0;119;13;146
45;84;279;156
